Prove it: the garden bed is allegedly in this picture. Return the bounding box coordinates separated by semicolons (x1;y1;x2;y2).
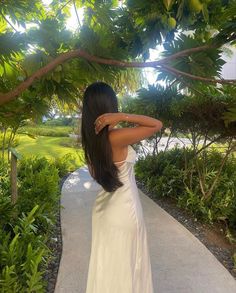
136;180;236;280
43;171;73;293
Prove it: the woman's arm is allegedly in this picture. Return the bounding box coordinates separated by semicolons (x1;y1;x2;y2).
95;112;163;147
120;113;162;128
95;113;162;132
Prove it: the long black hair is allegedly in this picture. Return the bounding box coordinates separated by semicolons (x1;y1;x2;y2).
81;82;124;192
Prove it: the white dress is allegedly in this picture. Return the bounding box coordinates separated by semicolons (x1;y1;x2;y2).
86;144;154;293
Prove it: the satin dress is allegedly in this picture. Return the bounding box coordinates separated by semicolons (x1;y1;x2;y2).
86;144;154;293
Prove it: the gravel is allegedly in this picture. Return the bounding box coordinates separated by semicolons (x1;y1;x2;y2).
43;172;73;293
136;180;236;280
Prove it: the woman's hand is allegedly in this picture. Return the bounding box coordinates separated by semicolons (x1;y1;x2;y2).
94;113;121;134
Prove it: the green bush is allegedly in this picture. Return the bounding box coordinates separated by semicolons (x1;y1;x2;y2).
43;117;74;126
135;148;194;198
50;153;77;177
179;150;236;228
0;132;19;149
135;147;236;231
16;156;60;234
0;153;70;292
0;205;49;292
0;161;10;197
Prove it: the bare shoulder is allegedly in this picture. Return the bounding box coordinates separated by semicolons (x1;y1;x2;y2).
109;128;125;143
108;129;129;149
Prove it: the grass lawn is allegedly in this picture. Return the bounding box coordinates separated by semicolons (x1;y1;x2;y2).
17;125;74;137
13;134;85;171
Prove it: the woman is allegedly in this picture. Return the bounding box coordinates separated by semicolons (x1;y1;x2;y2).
81;81;163;293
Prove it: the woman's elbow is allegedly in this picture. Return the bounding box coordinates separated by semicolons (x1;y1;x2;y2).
155;121;163;131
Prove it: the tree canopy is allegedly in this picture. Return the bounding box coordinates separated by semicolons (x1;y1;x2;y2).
0;0;236;119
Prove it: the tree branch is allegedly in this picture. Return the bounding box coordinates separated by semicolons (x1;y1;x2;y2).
157;44;215;64
161;64;236;84
1;45;236;106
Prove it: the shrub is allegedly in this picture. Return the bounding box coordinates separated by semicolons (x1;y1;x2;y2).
0;132;19;149
135;147;194;198
0;205;49;292
135;147;236;231
50;153;77;177
16;156;60;234
0;196;16;229
0;161;10;197
0;154;69;291
43;117;74;126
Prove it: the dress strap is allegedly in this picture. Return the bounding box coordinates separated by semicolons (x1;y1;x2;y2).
114;159;126;164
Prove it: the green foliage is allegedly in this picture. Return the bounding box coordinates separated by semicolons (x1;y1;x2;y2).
43;117;74;126
0;131;19;149
0;205;48;292
51;153;79;177
0;154;69;291
135;147;194;198
178;149;236;227
0;94;51;158
1;0;235;116
120;84;179;134
16;156;60;233
0;1;46;27
0;196;15;229
135;147;236;231
159;33;225;83
121;84;236;140
222;103;236;128
0;160;10;197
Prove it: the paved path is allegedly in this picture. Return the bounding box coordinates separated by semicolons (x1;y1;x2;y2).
55;166;236;293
